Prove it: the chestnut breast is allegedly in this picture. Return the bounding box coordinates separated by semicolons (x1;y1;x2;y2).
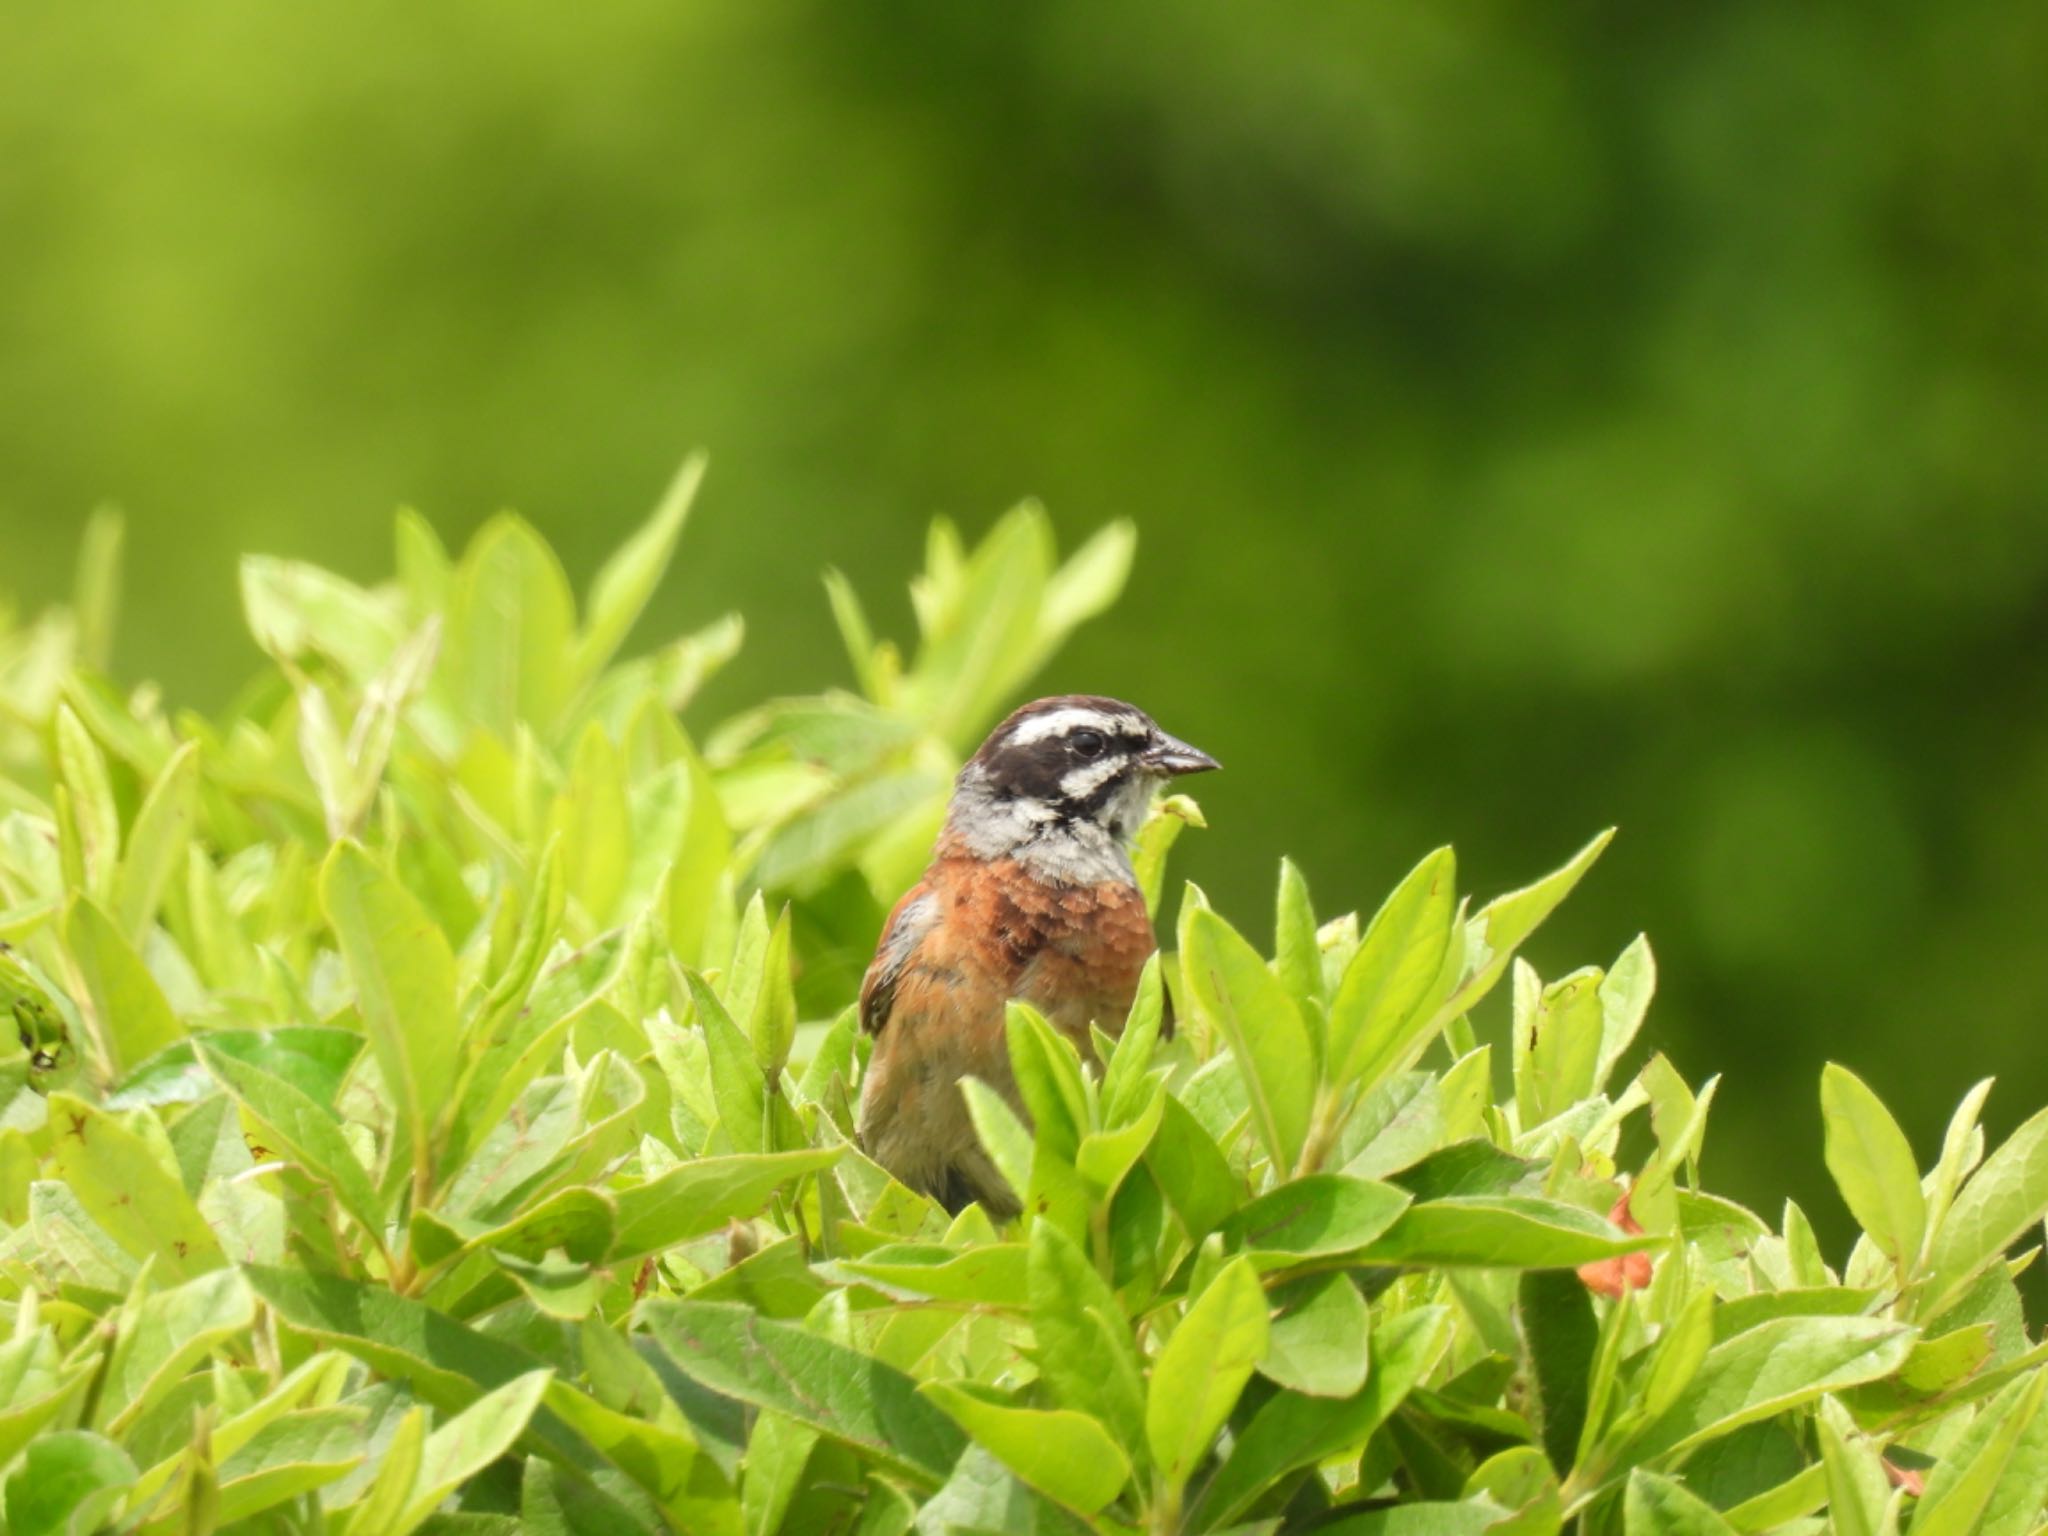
935;853;1156;1042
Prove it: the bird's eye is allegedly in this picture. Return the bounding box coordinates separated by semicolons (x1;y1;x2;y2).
1071;729;1106;758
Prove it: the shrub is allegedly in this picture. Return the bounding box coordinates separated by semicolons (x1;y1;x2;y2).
2;464;2046;1534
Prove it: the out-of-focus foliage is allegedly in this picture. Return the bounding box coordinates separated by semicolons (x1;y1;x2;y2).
3;0;2047;1246
5;503;2048;1532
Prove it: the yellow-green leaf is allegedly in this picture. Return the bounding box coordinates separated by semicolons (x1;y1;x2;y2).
919;1384;1130;1513
65;896;184;1077
1820;1063;1925;1276
1146;1255;1270;1491
319;841;459;1177
45;1092;223;1282
1182;907;1314;1174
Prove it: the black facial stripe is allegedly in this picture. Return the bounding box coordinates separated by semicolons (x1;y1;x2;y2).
1061;771;1132;822
979;738;1139;803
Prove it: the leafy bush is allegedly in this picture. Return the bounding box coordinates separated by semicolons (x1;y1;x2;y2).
2;465;2046;1535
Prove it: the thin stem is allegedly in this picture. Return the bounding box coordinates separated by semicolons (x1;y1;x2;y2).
1293;1083;1343;1179
1147;1475;1182;1536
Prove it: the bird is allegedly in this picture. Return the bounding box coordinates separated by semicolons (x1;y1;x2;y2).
856;694;1219;1216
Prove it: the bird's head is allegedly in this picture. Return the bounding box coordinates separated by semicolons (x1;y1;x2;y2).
944;695;1219;878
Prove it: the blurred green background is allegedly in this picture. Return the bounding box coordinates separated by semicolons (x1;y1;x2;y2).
4;1;2045;1253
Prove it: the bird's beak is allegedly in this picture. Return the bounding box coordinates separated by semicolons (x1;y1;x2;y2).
1143;731;1220;776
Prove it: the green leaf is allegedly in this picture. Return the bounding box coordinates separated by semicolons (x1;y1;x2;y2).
692;971;766;1154
45;1092;223;1281
395;508;451;614
1004;1004;1090;1164
750;771;939;896
577;453;703;684
3;1430;138;1536
155;1351;351;1487
821;568;882;701
1520;1269;1597;1475
28;1180;134;1289
476;838;566;1024
1819;1064;1925;1277
748;906;798;1075
1622;1470;1739;1535
1146;1254;1270;1491
918;1384;1130;1513
1514;966;1604;1130
1100;955;1165;1130
1132;795;1203;916
1910;1367;2048;1536
1074;1083;1165;1197
1260;1271;1371;1397
1630;1315;1917;1460
73;506;123;670
1464;1446;1560;1534
959;1077;1033;1213
1219;1174;1412;1262
66;896;184;1077
832;1243;1029;1307
1922;1100;2048;1318
0;1333;93;1469
54;703;120;900
116;740;199;942
1356;1195;1657;1269
1326;847;1457;1092
446;1186;616;1267
1595;936;1656;1090
1314;1502;1513;1536
449;513;577;735
1700;1452;1823;1533
548;723;631;925
1145;1095;1241;1240
795;1006;859;1108
901;507;1052;744
1181;907;1315;1175
1888;1321;1997;1397
1444;830;1613;1024
342;1404;425;1536
1274;858;1322;1005
1638;1286;1715;1429
249;1277;667;1516
243;1264;548;1413
1194;1306;1453;1530
559;1324;742;1532
241;556;403;680
189;1025;363;1108
910;1445;1076;1536
201;1407;365;1529
1815;1396;1890;1536
1337;1071;1446;1183
199;1042;382;1237
741;1409;817;1536
98;1269;255;1434
1924;1077;1995;1239
1035;518;1136;665
610;1147;840;1260
1027;1221;1146;1457
523;1455;665;1536
391;1370;553;1536
641;1300;966;1484
320;841;460;1183
663;738;734;967
448;933;625;1171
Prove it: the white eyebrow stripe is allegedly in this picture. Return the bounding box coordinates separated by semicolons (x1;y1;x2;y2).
1005;706;1124;745
1058;756;1127;799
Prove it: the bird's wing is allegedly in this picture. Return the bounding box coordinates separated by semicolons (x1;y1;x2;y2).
860;881;939;1036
